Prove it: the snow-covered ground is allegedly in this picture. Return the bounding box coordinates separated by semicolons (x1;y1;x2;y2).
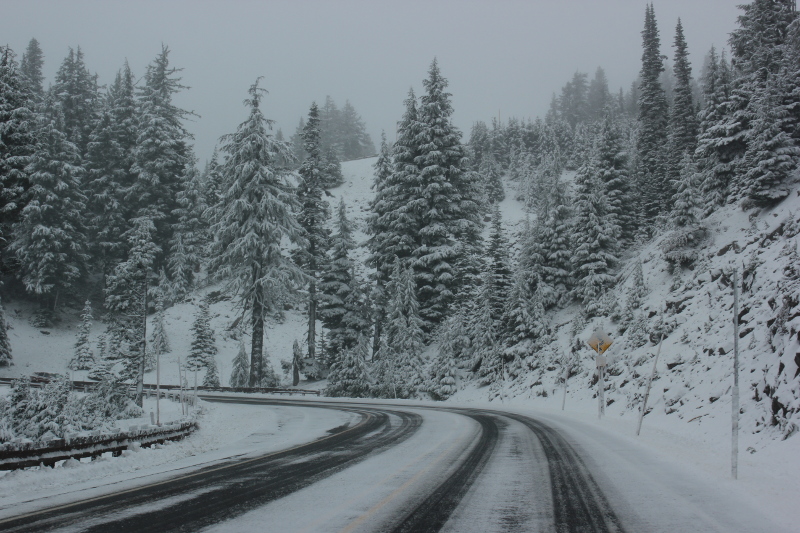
0;157;798;530
0;397;357;518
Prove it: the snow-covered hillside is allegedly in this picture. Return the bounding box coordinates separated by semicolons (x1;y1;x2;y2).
2;158;799;451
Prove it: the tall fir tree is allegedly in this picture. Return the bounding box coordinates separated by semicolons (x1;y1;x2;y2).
412;59;483;329
84;61;138;273
168;161;208;300
587;67;612;121
12;103;88;304
636;3;670;222
537;195;573;309
571;164;618;316
696;49;736;213
208;79;306;386
320;199;358;359
104;218;159;406
52;46;98;155
486;203;512;323
19;38;44;100
594;118;635;244
0;46;36;273
295;102;330;361
667;18;699;189
129;46;193;260
366;131;394;353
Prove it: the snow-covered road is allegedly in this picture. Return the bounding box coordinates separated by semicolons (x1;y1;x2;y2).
0;396;787;533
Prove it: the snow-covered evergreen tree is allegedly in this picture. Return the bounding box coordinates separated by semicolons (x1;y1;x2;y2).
208;79;306;386
295;102;330;361
12;103;88;303
129;45;192;257
84;61;137;272
671;152;702;227
636;3;670;222
229;341;250;388
536;179;573;308
594;118;634;244
187;300;216;374
502;272;547;347
487;203;511;323
69;300;94;370
0;45;36;270
52;46;98;155
412;59;483;329
19;38;44;99
739;85;800;206
326;333;371;398
666;19;698;188
149;298;170;357
384;261;425;397
169;162;208;300
571;164;618;315
104;218;159;406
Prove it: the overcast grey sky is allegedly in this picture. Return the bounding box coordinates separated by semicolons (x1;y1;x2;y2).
2;0;742;162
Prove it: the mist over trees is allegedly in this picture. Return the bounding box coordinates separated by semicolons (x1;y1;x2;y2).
0;0;798;422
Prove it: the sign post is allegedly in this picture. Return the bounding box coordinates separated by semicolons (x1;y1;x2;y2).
732;268;740;480
636;330;665;436
561;354;571;411
587;329;612;419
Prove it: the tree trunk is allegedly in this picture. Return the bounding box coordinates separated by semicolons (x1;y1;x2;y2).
135;280;147;407
372;309;383;361
307;280;316;360
250;296;264;387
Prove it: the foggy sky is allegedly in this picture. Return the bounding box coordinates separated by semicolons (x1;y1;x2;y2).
2;0;742;163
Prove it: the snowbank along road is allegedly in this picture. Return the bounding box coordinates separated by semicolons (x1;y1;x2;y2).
0;395;783;533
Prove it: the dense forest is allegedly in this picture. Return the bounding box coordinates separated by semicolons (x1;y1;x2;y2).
0;1;799;435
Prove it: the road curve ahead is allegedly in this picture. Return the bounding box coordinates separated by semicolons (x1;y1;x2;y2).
0;399;421;533
0;397;781;533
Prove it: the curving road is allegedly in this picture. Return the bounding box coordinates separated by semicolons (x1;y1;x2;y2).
0;396;783;533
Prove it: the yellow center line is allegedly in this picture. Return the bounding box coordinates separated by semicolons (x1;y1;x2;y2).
0;409;373;526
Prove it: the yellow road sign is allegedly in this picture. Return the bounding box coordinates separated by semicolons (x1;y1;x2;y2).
587;329;613;354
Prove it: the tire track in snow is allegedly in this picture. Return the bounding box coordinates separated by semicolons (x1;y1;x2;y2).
0;398;422;533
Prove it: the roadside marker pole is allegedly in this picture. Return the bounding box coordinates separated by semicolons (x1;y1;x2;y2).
598;362;605;419
732;268;740;480
178;356;185;416
561;354;569;411
636;331;665;436
156;349;160;426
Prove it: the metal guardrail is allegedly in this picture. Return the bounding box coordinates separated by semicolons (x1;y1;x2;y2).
0;420;198;470
0;377;321;396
